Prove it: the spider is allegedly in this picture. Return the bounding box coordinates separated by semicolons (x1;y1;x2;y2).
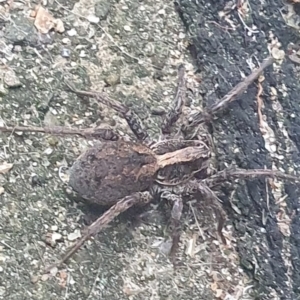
0;56;298;271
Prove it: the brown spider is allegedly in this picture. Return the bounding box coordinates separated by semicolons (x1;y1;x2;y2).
0;56;298;271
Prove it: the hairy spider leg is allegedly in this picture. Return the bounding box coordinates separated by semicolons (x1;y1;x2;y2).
161;191;184;262
187;180;227;244
161;64;186;135
65;80;150;142
184;56;274;131
0;125;119;141
46;191;152;271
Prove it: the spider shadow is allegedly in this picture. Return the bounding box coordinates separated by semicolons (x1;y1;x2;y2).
65;189;170;238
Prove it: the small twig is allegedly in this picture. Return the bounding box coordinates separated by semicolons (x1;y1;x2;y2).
86;263;102;300
45;192;151;271
188;201;206;240
0;125;119;141
256;80;264;129
186;56;275;128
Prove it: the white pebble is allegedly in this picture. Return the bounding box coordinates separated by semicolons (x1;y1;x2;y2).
68;230;81;241
51;225;58;231
62;38;70;45
87;15;99;24
124;25;131;32
79;50;87;57
67;28;77;37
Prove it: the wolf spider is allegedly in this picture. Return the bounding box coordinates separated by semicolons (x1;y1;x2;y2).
1;56;298;270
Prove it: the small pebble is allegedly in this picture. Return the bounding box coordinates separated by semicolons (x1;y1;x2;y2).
0;84;8;96
41;274;49;282
272;48;285;60
179;32;186;39
79;50;87;58
61;48;71;58
4;70;21;88
87;15;99;24
13;45;22;52
151;106;165;116
52;232;62;242
68;230;81;241
124;25;131;32
55;19;65;33
104;73;120;86
51;225;58;231
62;38;70;44
67;28;77;37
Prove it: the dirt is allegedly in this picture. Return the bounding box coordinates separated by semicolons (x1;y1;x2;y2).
1;0;299;299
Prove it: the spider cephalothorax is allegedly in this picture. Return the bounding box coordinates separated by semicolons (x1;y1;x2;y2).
1;56;298;271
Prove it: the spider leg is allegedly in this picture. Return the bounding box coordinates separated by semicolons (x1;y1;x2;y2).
65;80;150;142
0;125;119;141
186;180;227;244
45;191;152;271
161;191;183;261
204;167;299;187
184;56;274;131
161;64;186;136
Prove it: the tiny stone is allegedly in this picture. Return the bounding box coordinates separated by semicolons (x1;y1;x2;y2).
67;28;77;37
124;25;131;32
41;274;49;281
62;38;70;44
51;225;58;231
151;106;165;116
104;73;120;86
31;275;40;283
61;48;71;58
87;15;99;24
179;32;186;39
13;45;22;52
47;136;59;146
270;86;277;96
68;230;81;241
55;19;65;33
79;50;87;58
4;70;21;88
52;232;62;242
0;84;8;96
272;48;285;60
49;267;58;277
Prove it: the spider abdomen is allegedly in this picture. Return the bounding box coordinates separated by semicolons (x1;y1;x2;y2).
68;141;158;206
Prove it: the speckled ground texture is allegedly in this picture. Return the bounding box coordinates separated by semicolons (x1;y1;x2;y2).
0;0;300;299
